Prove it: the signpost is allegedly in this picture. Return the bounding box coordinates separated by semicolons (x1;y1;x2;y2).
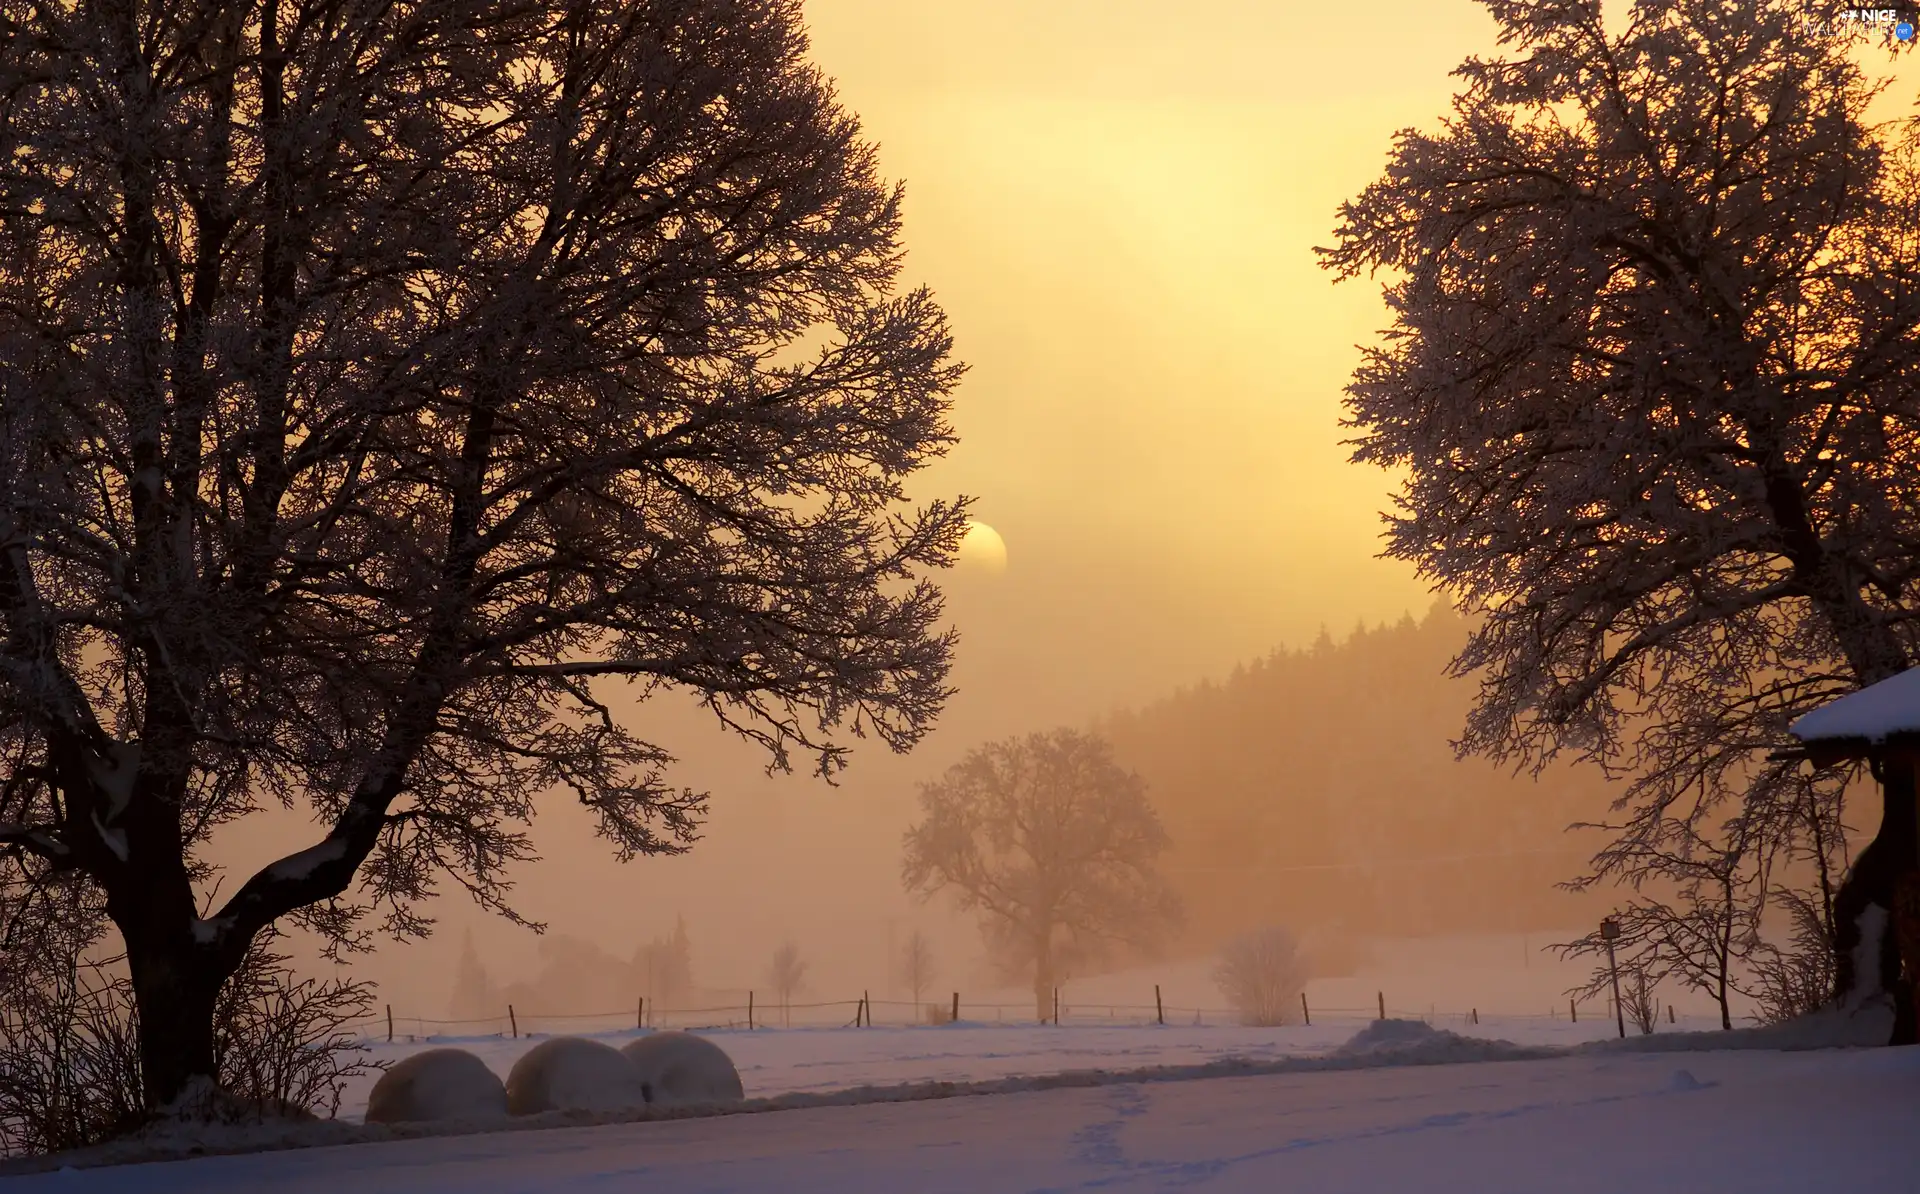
1601;916;1624;1040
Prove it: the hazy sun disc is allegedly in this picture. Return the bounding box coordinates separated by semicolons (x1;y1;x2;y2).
956;520;1009;574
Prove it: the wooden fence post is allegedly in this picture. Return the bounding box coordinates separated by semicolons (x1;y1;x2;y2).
1053;987;1060;1026
1570;998;1577;1023
1155;984;1164;1026
1471;1007;1479;1025
1668;1004;1675;1024
748;990;755;1030
637;996;645;1030
508;1004;518;1039
386;1004;394;1043
951;991;959;1024
1377;991;1385;1020
863;990;870;1027
1301;992;1310;1026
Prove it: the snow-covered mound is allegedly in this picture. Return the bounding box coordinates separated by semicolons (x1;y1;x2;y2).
620;1031;744;1106
365;1048;508;1124
505;1037;651;1116
1583;999;1895;1055
1336;1019;1443;1054
1331;1018;1544;1065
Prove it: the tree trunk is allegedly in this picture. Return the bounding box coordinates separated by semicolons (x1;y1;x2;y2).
103;792;246;1113
1032;944;1054;1023
124;933;226;1112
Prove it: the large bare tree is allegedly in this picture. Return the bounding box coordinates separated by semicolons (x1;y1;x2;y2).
0;0;966;1112
902;729;1179;1021
1322;0;1920;1035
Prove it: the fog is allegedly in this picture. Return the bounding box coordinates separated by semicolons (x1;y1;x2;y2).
206;1;1622;1024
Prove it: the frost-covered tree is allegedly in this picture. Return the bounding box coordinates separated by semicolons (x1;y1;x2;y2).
0;0;965;1112
1560;810;1764;1032
765;941;805;1026
1212;926;1309;1027
902;729;1180;1021
499;934;633;1020
1322;0;1920;1033
897;928;936;1009
634;917;695;1009
445;930;501;1024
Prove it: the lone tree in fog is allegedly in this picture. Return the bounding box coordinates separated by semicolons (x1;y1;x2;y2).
0;0;966;1113
766;942;807;1027
898;928;937;1010
902;729;1180;1021
1323;0;1920;1036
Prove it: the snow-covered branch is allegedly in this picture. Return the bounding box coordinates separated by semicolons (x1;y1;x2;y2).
0;0;968;1105
1325;0;1920;1011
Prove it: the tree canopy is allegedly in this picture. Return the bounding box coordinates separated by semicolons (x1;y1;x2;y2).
1323;0;1920;1018
0;0;964;1108
902;728;1179;1020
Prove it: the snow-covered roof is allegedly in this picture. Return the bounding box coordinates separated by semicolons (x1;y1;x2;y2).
1790;667;1920;744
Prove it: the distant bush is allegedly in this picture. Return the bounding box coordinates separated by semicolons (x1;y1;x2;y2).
1213;927;1310;1027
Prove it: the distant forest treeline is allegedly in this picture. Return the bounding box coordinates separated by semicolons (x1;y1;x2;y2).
1096;601;1616;953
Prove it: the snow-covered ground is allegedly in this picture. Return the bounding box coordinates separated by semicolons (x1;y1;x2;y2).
340;1015;1631;1122
22;1043;1920;1192
11;930;1892;1189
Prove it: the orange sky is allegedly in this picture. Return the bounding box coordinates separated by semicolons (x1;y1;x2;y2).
243;0;1920;1025
242;1;1552;1012
802;0;1505;725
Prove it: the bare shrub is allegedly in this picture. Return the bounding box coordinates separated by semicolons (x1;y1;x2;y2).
1213;927;1310;1027
213;934;384;1119
0;956;144;1155
1748;889;1839;1026
1622;967;1660;1035
0;932;380;1156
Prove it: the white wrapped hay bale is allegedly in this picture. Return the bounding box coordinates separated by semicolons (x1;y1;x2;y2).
364;1048;508;1123
505;1036;652;1115
620;1031;744;1106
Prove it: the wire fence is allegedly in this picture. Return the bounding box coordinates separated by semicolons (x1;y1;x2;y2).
345;988;1664;1044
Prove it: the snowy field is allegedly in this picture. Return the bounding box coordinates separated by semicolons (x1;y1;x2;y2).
340;1015;1637;1121
19;1043;1920;1192
12;932;1898;1191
